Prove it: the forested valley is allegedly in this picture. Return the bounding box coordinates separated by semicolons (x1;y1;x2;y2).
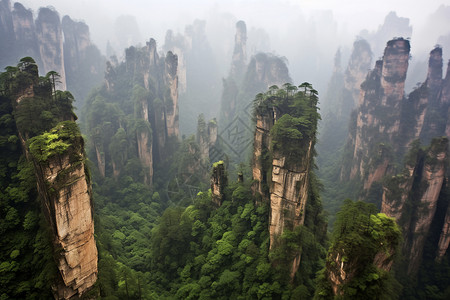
1;1;450;299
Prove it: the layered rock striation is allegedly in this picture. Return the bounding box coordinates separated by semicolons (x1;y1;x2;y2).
341;38;450;275
382;137;448;274
251;83;322;279
0;0;104;105
31;124;98;299
88;39;179;185
211;161;227;206
6;58;98;299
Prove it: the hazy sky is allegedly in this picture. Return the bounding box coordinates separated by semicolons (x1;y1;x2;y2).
16;0;450;93
18;0;447;51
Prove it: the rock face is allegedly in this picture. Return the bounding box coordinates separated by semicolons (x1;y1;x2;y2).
318;203;401;299
35;7;66;90
251;109;274;201
344;39;373;111
211;161;227;206
62;16;90;77
61;15;104;105
164;51;179;138
34;136;98;299
382;137;448;274
231;20;247;80
341;38;410;186
9;60;97;299
341;38;450;275
251;84;321;279
197;114;218;163
0;1;104;106
93;39;179;184
11;2;41;66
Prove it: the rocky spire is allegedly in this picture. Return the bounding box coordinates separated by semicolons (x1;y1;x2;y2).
230;20;247;80
344;39;372;109
35;7;66;90
342;38;410;184
211;161;227;206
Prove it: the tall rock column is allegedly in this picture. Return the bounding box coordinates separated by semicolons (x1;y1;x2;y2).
406;138;448;274
211;161;227;206
342;38;410;188
382;137;448;274
251;107;275;201
436;193;450;261
10;62;97;299
35;7;66;90
231;20;247;80
443;61;450;138
251;85;322;280
32;131;98;298
164;51;179;138
344;39;372;110
11;2;40;65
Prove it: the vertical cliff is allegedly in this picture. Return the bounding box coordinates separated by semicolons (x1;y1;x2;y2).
0;1;104;108
342;38;410;187
2;58;97;299
86;38;179;185
28;122;98;299
11;2;41;66
211;161;227;206
164;51;179;138
315;200;401;299
62;16;90;75
339;38;450;285
344;39;373;111
382;137;448;275
62;15;104;106
196;114;218;164
35;7;66;91
251;106;274;202
317;39;375;223
231;20;247;81
251;83;325;280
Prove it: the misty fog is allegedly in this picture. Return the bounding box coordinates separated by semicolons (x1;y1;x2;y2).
11;0;450;132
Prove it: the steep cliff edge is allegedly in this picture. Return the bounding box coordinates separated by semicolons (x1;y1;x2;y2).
339;38;450;288
35;7;66;91
341;38;410;186
382;137;448;275
2;58;97;298
344;39;373;112
341;40;449;195
0;1;104;107
315;200;401;299
252;83;325;280
86;38;179;184
28;122;97;299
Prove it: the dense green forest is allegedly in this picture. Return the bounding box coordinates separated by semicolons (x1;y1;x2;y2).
0;57;79;299
88;79;329;298
1;34;449;298
1;2;450;299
